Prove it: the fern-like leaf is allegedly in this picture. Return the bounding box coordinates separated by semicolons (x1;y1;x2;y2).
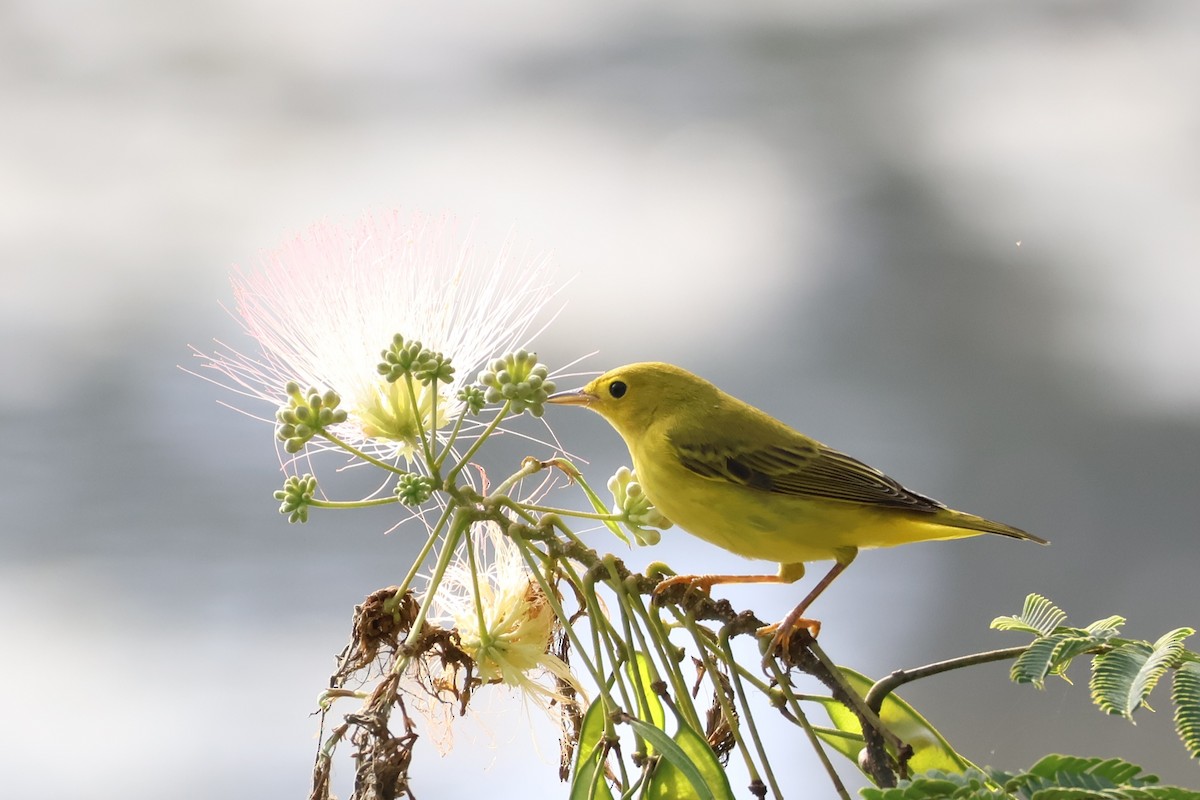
859;769;1006;800
1015;754;1165;798
1048;634;1103;681
865;758;1200;800
1135;629;1195;705
1084;615;1126;639
1173;662;1200;760
992;594;1068;637
1026;754;1153;786
1090;629;1193;720
1012;633;1079;688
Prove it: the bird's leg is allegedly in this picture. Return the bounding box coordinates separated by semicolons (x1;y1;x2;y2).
761;548;858;650
653;572;789;597
654;558;808;597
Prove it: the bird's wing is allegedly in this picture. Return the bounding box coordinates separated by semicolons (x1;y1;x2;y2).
671;436;943;513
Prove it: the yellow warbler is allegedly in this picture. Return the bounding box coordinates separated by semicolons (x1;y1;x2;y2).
547;362;1046;646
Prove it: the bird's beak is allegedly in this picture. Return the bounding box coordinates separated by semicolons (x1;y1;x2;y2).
546;387;596;407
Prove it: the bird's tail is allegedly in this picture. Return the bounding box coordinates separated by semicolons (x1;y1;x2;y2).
939;508;1048;544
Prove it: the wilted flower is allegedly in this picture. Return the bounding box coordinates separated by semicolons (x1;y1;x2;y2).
192;210;556;461
434;522;581;711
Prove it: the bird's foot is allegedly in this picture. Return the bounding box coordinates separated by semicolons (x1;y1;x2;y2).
653;571;787;598
758;616;821;660
652;573;720;598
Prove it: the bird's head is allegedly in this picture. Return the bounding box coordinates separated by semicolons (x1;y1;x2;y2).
546;362;715;439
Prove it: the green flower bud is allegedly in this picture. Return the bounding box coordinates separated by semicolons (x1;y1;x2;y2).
414;351;455;387
476;351;557;416
275;384;346;451
378;333;446;384
457;385;487;415
274;473;318;523
607;466;672;546
395;473;436;506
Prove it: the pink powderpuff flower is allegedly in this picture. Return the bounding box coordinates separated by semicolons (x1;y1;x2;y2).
192;210;558;463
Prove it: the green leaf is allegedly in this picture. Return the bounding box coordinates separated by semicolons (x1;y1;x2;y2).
1172;662;1200;759
866;758;1200;800
860;769;1005;800
814;667;972;775
625;652;665;755
992;594;1068;637
1026;754;1155;786
1091;642;1155;720
1013;754;1187;798
1084;615;1127;639
1090;629;1194;720
628;714;734;800
616;650;731;799
1012;633;1081;688
1133;629;1196;705
1047;633;1109;681
569;697;615;800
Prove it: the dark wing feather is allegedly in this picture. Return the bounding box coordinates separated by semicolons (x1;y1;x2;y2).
672;437;942;513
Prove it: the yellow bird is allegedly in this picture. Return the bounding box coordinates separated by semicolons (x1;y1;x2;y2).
547;362;1046;647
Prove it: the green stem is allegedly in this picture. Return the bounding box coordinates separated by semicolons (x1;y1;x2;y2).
485;495;541;527
682;619;763;794
719;653;777;697
309;496;399;510
519;503;625;522
403;374;439;482
434;403;471;472
490;457;545;498
390;502;455;605
625;591;704;735
465;527;492;653
789;638;904;786
492;500;598;564
445;400;512;485
609;574;657;758
392;511;470;674
316;688;368;710
319;430;409;476
429;377;440;471
765;658;852;800
505;456;634;545
507;531;617;708
795;702;850;800
570;561;622;668
803;637;908;758
534;508;594;551
719;629;783;799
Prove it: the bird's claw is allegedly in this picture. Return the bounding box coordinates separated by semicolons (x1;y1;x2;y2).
758;616;821;661
652;574;717;599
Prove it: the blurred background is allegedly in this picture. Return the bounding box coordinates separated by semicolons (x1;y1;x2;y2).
2;0;1198;797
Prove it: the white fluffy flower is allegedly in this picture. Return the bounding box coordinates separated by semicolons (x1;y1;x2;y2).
194;210;556;461
434;522;581;710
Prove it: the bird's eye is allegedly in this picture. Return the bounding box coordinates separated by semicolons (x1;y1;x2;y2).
608;380;627;399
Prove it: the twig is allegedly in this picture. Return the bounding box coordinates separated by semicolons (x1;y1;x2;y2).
864;645;1029;715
